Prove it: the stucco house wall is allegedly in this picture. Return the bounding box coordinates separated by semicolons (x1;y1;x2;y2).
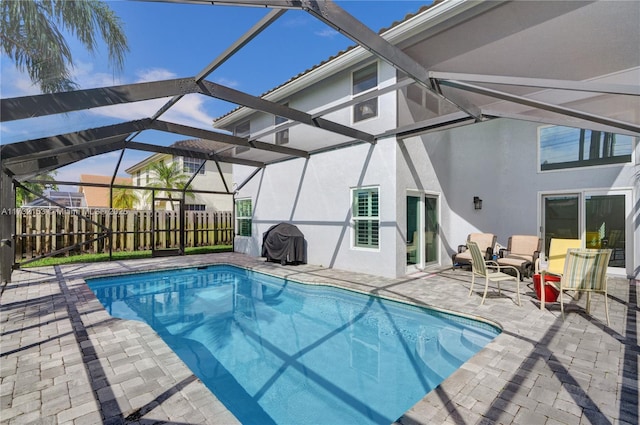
235;96;638;279
126;153;233;212
396;117;639;278
235;138;398;278
232;59;399;278
225;2;639;279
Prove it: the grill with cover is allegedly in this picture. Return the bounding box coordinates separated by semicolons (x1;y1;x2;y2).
262;223;306;265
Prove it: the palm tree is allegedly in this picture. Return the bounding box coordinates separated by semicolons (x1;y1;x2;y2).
111;187;138;210
0;0;128;93
146;161;193;210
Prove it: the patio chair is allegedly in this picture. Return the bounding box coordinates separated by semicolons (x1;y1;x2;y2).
536;238;581;310
559;248;612;325
497;235;541;279
452;233;497;270
467;241;521;306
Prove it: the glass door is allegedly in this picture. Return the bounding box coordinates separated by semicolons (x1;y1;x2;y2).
542;194;580;255
406;195;420;267
425;196;438;264
542;191;629;272
585;192;627;269
406;192;439;270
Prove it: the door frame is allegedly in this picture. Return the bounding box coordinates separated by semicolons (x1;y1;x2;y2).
406;190;440;273
538;188;632;276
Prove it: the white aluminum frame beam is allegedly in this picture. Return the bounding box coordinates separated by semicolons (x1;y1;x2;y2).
438;79;640;135
430;71;640;96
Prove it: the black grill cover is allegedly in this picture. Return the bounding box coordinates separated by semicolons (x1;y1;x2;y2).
262;223;305;264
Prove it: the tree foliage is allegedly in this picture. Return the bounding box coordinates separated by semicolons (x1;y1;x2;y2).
111;187;138;210
147;161;194;210
16;172;58;206
0;0;128;93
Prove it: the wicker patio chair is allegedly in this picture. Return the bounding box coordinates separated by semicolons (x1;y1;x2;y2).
452;233;496;270
497;235;541;279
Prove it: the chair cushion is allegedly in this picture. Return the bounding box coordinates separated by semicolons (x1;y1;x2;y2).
498;254;533;266
508;235;540;256
468;233;496;253
454;251;472;263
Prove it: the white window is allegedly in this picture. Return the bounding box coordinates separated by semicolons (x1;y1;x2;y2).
275;103;290;145
275;128;289;145
184;204;206;211
235;121;251;155
183;157;205;174
236;198;252;237
352;187;379;249
352;63;378;122
539;125;633;171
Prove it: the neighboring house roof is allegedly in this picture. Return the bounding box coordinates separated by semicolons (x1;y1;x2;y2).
125;139;234;174
24;191;86;208
79;174;132;208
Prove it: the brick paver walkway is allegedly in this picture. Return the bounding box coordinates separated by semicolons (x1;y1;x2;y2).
1;253;637;424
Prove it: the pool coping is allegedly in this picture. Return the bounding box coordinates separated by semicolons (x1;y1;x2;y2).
1;252;636;424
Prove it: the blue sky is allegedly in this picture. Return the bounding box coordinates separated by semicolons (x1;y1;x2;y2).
0;0;427;184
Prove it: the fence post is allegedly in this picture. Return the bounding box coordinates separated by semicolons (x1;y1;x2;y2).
126;210;134;252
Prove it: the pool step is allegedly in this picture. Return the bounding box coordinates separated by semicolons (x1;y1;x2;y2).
460;327;496;352
414;334;457;389
437;327;496;367
414;327;497;391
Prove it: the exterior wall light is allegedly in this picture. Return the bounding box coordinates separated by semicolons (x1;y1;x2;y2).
360;104;375;117
473;196;483;210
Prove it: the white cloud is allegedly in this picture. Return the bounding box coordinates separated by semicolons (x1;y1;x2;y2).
0;62;41;97
1;60;217;151
71;60;125;88
86;98;174;121
214;77;240;88
135;68;177;83
55;151;143;183
162;94;215;128
74;66;216;129
315;28;339;38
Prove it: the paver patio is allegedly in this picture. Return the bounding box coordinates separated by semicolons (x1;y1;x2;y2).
1;252;637;424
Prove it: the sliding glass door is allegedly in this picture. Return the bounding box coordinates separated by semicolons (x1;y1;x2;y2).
542;195;580;255
585;193;626;268
406;195;420;267
406;192;439;270
425;196;438;264
542;190;629;272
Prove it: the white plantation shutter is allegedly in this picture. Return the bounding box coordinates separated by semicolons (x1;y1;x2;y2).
352;188;379;248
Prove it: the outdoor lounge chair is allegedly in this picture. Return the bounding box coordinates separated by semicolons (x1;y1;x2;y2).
535;238;581;310
497;235;541;279
467;241;521;306
559;248;612;325
452;233;496;270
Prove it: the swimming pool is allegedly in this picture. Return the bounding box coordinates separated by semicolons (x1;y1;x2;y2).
88;264;500;425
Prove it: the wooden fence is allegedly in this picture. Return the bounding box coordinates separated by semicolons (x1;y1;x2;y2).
14;208;233;262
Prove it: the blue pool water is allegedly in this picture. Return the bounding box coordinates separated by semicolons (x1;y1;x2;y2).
87;265;499;425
